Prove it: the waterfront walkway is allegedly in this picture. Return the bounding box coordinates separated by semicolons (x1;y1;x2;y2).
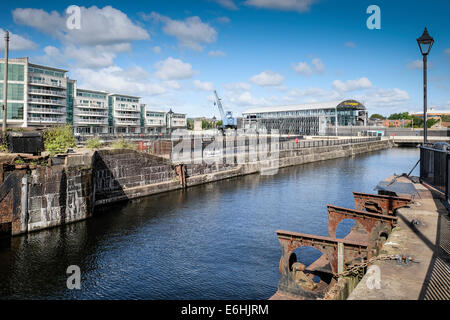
348;176;450;300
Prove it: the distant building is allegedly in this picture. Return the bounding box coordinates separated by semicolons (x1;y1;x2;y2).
243;99;367;135
410;109;450;120
1;57;187;135
382;119;411;128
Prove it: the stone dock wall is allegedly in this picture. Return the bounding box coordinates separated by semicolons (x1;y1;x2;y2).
0;139;391;236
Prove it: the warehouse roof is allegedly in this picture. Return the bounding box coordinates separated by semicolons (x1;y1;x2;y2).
243;100;364;114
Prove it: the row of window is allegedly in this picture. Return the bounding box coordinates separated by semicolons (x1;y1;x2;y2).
0;83;24;101
115;97;139;103
0;64;25;82
77;91;107;100
28;67;65;78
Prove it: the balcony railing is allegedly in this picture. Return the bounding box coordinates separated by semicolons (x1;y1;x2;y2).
28;88;66;97
75;103;107;109
115;119;140;125
29;98;66;106
75;110;108;117
28;107;66;114
115;106;139;112
29;78;66;88
75;118;109;125
27;117;65;123
114;113;140;119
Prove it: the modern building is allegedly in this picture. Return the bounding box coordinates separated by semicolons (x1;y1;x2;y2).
143;110;166;134
410;108;450;120
0;57;68;128
1;57;187;134
108;94;142;134
168;110;187;132
71;84;109;134
242;99;368;135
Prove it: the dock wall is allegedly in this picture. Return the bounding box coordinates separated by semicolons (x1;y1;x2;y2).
0;139;391;236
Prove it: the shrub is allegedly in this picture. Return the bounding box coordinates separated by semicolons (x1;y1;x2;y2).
111;138;135;150
43;125;76;156
86;137;103;149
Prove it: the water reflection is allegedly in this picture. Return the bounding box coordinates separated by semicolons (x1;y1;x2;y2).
0;148;419;299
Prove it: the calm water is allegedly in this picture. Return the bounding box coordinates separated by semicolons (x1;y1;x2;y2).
0;148;419;300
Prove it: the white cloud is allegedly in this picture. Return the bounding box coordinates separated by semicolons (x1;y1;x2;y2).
445;48;450;57
293;62;312;76
13;6;149;69
154;57;197;80
224;82;252;91
13;6;149;46
163;80;182;90
345;41;356;48
293;58;324;76
152;46;162;54
357;88;410;109
145;12;217;51
213;0;238;10
250;70;284;86
312;58;325;73
208;50;227;57
333;77;372;92
194;80;215;91
72;65;166;97
244;0;317;13
406;60;422;70
0;29;37;51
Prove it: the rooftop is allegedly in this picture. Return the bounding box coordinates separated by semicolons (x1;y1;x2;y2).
243;100;363;114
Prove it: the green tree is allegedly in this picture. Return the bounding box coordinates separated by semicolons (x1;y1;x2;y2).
86;137;103;149
369;113;386;120
388;112;412;120
186;119;194;130
202;119;213;129
43;125;76;156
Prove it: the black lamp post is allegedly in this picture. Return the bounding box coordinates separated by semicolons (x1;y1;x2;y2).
416;27;434;145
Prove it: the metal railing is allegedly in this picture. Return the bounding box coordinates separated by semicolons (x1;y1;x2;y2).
420;146;449;204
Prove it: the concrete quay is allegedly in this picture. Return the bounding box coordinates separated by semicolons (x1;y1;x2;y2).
348;176;450;300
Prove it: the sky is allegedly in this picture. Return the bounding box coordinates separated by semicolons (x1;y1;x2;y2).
0;0;449;118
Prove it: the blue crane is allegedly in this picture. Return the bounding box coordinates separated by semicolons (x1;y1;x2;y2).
214;90;237;130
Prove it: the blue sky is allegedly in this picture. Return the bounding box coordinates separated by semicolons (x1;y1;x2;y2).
1;0;449;118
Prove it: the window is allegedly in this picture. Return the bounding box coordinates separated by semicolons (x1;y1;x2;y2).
0;63;25;81
0;83;24;101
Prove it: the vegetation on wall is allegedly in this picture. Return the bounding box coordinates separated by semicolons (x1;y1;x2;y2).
86;137;103;149
111;138;135;150
43;125;76;156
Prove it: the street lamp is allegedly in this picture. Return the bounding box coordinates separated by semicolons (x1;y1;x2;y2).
417;27;434;145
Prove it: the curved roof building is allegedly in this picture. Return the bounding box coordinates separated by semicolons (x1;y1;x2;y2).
242;99;367;135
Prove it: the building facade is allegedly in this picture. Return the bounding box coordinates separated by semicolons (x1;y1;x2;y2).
1;58;188;134
0;57;68;128
243;100;368;135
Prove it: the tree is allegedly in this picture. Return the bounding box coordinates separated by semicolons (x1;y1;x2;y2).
43;125;76;156
369;113;386;120
186;119;194;130
388;112;411;120
202;119;213;129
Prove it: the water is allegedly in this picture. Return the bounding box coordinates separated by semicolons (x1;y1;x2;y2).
0;148;419;300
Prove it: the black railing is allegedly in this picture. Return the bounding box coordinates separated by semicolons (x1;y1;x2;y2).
420;146;449;205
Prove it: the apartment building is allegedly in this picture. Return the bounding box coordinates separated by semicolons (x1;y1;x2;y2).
72;86;109;134
0;57;68;127
144;110;167;134
1;57;187;134
108;94;142;134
